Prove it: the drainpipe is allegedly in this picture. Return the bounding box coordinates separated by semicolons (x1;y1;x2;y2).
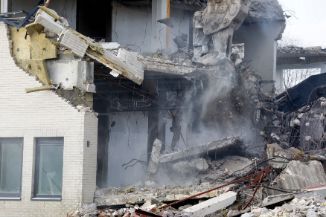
1;0;8;13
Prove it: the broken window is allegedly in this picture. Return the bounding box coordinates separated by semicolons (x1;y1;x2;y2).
33;138;63;200
0;138;23;198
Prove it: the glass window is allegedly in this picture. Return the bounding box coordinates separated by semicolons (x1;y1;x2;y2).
33;138;63;199
0;138;23;198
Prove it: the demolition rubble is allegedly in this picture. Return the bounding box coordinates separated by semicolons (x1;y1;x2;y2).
79;92;326;217
1;0;325;217
48;1;326;217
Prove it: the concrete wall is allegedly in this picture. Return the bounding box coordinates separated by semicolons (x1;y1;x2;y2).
112;2;191;54
0;22;97;217
107;112;148;187
112;2;153;53
11;0;77;28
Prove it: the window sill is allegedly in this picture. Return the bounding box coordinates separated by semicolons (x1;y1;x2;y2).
31;197;62;201
0;197;21;201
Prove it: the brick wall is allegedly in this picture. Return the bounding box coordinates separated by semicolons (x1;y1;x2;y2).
0;22;98;217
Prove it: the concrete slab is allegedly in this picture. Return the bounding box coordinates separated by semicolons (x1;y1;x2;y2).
160;137;241;163
183;191;237;217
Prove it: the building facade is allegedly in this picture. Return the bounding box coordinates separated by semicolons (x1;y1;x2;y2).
0;23;98;217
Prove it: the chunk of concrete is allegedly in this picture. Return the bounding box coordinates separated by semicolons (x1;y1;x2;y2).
269;161;326;195
146;139;162;179
266;144;303;169
183;191;237;217
262;194;294;208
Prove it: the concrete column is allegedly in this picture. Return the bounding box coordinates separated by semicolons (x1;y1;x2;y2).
151;0;171;53
236;22;285;95
1;0;8;13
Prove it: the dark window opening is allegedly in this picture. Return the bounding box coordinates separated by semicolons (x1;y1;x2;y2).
77;0;112;41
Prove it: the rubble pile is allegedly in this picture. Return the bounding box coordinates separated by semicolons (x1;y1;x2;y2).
241;197;326;217
268;97;326;151
67;59;326;217
85;85;326;217
51;1;324;217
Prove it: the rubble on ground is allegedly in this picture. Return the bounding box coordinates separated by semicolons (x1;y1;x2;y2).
241;197;326;217
68;59;326;217
60;1;324;216
70;70;326;217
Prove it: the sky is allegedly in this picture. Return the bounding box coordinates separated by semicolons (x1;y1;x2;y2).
278;0;326;47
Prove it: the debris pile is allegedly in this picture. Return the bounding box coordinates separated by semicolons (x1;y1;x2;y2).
84;70;326;216
241;197;326;217
5;2;325;217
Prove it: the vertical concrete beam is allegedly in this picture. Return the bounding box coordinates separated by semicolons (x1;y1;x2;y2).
151;0;170;53
239;22;284;95
1;0;8;13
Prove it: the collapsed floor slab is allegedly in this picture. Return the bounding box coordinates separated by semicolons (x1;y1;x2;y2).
159;137;242;163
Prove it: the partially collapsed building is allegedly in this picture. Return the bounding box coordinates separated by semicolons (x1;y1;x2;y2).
0;1;325;217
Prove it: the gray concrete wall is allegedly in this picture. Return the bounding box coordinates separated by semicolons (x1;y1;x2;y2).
170;7;192;51
112;2;153;53
107;112;148;187
11;0;77;28
111;2;192;54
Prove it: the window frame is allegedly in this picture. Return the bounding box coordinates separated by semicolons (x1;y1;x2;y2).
0;137;24;200
32;137;64;201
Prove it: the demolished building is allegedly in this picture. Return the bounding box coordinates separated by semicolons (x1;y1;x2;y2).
0;0;325;217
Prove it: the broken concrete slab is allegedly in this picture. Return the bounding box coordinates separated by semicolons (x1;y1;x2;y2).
269;161;326;195
182;191;237;217
159;137;241;163
262;194;294;208
266;143;303;169
297;185;326;201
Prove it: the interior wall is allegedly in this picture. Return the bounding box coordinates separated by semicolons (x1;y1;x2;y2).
107;112;148;187
112;2;153;53
11;0;77;28
170;7;192;52
111;2;192;54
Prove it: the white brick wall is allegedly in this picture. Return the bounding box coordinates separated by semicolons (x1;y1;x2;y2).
0;22;98;217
